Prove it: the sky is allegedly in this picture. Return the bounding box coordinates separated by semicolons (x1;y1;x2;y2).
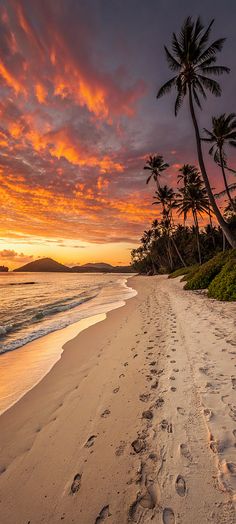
0;0;236;269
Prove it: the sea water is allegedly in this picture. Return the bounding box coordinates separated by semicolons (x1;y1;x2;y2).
0;272;136;413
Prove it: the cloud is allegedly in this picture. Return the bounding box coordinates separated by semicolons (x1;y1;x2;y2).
0;249;34;263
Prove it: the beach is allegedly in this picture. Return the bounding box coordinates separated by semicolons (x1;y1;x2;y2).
0;275;235;524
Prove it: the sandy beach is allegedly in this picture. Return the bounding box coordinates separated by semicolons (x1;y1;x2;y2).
0;275;235;524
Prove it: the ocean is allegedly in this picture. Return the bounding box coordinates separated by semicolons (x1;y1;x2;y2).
0;272;136;413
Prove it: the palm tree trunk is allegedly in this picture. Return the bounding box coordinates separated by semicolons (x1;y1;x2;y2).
208;209;216;249
171;237;186;267
219;147;236;211
193;208;202;265
188;85;236;248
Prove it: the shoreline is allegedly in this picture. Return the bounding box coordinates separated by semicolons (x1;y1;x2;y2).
0;276;235;523
0;275;136;415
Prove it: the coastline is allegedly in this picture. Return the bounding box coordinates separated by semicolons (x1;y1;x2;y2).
0;274;136;415
0;275;235;523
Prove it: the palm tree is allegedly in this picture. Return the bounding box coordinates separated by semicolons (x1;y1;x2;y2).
178;164;202;186
156;16;236;248
176;178;210;264
144;155;169;189
140;229;157;274
202;113;236;210
153;185;186;267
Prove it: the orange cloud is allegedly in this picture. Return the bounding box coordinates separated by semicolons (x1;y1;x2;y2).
0;60;26;95
35;83;47;104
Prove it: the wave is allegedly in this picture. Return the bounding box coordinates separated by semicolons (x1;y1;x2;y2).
0;292;99;354
0;275;135;355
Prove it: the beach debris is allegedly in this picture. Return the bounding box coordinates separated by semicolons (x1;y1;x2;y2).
131;439;145;453
70;473;82;494
142;410;153;420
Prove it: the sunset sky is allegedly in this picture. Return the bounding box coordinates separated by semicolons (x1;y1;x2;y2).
0;0;236;269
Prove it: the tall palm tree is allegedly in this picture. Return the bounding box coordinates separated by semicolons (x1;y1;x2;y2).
144;155;169;189
177;179;210;264
140;229;157;274
178;164;202;186
203;113;236;210
153;184;175;211
156;16;236;248
153;185;186;267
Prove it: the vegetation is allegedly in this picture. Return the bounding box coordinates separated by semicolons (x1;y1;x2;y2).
208;257;236;300
156;17;236;248
131;16;236;300
203;114;236;210
168;265;198;279
184;251;230;290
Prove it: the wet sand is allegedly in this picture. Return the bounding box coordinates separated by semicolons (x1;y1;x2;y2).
0;275;235;523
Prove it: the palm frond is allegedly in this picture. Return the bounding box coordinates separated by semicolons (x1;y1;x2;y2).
174;90;184;115
214;183;236;198
164;46;181;71
200;65;230;75
198;38;226;64
198;19;214;50
156;77;177;99
197;75;221;96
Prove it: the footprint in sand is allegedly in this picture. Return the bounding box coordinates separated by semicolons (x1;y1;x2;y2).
129;483;157;520
95;505;110;523
131;438;146;453
231;377;236;390
177;407;185;415
203;408;213;421
163;507;175;523
85;435;97;448
101;409;111;418
175;475;186;496
139;393;150;403
226;462;236;474
179;443;191;461
113;387;120;394
70;473;82;494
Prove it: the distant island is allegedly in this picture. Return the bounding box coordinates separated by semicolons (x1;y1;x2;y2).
13;257;133;273
0;265;9;272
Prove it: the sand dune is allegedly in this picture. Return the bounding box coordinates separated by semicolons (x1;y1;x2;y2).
0;275;235;523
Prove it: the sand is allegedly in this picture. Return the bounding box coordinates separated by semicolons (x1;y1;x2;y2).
0;275;235;524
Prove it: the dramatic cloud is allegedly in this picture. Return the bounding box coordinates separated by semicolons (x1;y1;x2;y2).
0;0;235;263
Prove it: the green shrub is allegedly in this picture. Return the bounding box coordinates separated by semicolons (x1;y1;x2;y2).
184;250;234;290
168;264;199;279
208;258;236;301
180;264;200;281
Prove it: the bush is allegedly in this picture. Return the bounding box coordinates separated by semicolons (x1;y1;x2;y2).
184;250;234;290
168;265;198;279
208;258;236;301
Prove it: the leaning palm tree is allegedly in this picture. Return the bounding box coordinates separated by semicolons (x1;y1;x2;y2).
176;181;210;264
144;155;169;189
156;16;236;248
202;113;236;210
